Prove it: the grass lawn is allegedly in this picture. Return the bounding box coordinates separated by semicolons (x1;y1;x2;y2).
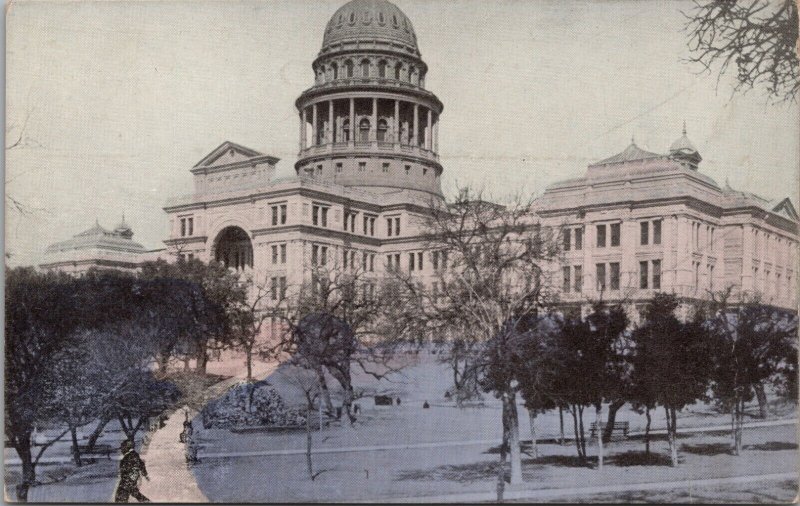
190;353;798;502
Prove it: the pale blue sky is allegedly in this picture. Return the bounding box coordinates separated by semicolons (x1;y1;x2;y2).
6;0;799;266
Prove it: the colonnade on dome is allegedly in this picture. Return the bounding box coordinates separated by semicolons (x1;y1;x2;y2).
299;97;439;154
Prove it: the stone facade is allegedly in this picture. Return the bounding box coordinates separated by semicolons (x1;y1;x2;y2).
40;218;166;275
45;0;797;314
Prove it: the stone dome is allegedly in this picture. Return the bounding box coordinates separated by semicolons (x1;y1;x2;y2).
322;0;418;53
669;123;698;154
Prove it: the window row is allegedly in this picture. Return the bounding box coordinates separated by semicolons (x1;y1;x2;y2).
640;220;662;246
316;58;425;87
691;221;715;252
562;227;584;251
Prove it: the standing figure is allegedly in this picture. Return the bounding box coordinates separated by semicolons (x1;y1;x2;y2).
114;440;150;503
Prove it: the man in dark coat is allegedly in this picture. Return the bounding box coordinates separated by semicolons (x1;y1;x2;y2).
114;440;150;503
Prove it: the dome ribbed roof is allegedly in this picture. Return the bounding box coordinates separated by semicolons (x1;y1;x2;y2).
322;0;418;53
669;123;699;154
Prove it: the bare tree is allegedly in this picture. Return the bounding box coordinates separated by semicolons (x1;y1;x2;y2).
278;367;329;481
274;262;403;424
684;0;799;102
387;188;561;495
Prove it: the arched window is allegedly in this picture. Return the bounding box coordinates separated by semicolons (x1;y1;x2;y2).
349;11;355;24
408;65;416;84
378;60;387;78
378;12;385;24
331;62;338;80
344;60;354;78
342;119;350;142
377;119;388;142
361;59;370;78
359;118;370;142
394;63;402;80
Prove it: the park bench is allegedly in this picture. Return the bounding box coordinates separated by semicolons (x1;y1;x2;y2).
588;421;630;441
78;443;114;460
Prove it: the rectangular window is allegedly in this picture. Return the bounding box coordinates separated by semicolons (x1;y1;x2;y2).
370;254;375;272
562;266;571;292
270;277;278;300
653;220;662;245
279;277;287;300
640;221;649;245
575;228;583;250
382;162;389;173
574;266;582;292
563;229;571;251
321;246;327;266
187;218;194;236
640;261;649;289
610;223;621;247
312;204;329;227
180;218;186;237
311;245;319;266
409;252;416;271
709;264;714;292
386;216;400;237
271;245;278;264
610;262;620;290
336;162;342;173
358;162;366;172
280;244;286;264
597;225;606;248
596;263;606;291
271;204;287;225
316;164;322;176
417;252;423;270
432;250;439;270
653;259;661;289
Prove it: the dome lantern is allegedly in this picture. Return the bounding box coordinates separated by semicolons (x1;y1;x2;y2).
669;122;702;170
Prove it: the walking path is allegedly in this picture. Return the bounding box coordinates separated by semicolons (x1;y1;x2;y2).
137;360;277;503
385;471;798;503
196;417;797;461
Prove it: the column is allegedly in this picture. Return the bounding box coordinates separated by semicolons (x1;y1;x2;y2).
371;97;378;142
300;108;307;150
349;98;355;146
427;108;433;150
662;215;675;289
413;104;419;147
433;115;439;152
328;100;334;144
312;103;318;146
394;100;400;144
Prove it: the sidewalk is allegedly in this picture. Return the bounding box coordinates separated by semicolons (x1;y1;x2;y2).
196;417;798;461
385;471;798;503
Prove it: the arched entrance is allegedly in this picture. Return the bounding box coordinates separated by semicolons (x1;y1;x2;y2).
214;226;253;271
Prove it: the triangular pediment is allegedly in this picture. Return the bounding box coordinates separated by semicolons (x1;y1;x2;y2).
772;198;799;221
193;141;264;168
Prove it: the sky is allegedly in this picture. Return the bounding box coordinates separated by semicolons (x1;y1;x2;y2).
6;0;799;267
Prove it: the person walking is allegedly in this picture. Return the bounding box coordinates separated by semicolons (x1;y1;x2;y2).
114;440;150;503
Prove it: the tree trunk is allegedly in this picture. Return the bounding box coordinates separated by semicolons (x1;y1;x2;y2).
87;416;111;451
755;383;768;419
316;366;334;415
245;346;253;382
734;398;744;455
666;406;678;467
195;341;208;375
506;393;523;485
183;354;191;372
595;404;604;471
578;405;586;461
527;409;538;458
496;406;509;503
644;407;651;456
559;406;565;446
305;398;314;480
14;432;35;502
70;425;82;467
602;399;625;443
571;406;582;459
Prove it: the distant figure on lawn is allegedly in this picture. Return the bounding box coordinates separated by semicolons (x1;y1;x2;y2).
114;440;150;503
396;397;401;406
423;400;430;409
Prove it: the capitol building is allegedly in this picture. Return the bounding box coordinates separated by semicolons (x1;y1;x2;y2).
41;0;798;315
